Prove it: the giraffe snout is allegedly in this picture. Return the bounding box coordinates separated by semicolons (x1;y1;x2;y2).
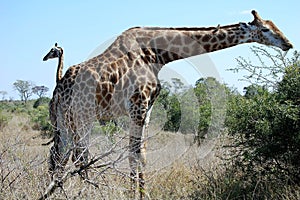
282;42;293;51
43;56;48;61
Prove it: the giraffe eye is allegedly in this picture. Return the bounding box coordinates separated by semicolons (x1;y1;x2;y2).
261;28;269;32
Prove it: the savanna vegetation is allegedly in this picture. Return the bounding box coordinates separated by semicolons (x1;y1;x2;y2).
0;46;299;199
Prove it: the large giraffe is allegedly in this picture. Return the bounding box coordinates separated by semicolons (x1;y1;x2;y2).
48;11;292;198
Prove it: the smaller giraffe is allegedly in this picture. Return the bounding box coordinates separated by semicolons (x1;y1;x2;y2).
43;43;64;83
42;43;64;146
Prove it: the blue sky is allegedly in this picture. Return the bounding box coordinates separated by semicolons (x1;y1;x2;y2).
1;1;299;100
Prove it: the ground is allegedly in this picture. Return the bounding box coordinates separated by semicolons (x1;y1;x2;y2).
0;114;299;199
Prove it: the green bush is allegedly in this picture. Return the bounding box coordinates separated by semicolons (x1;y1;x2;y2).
154;77;227;144
154;81;182;132
33;97;50;108
0;111;10;130
30;105;52;135
92;121;120;143
225;48;300;184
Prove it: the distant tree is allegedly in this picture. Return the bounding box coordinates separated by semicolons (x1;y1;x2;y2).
243;84;267;99
13;80;34;103
194;77;227;142
156;80;182;132
156;77;227;138
171;78;185;94
32;85;49;99
0;91;8;100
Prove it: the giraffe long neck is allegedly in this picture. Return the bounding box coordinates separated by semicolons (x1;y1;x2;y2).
56;53;64;83
130;23;252;66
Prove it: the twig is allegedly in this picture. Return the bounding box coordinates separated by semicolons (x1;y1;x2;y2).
38;137;125;200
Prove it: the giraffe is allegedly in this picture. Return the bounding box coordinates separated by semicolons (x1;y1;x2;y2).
47;10;292;199
43;43;64;83
42;43;64;146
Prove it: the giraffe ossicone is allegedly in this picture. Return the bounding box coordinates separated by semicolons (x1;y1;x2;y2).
44;10;292;199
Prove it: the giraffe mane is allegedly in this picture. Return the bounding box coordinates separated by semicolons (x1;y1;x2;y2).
139;24;241;31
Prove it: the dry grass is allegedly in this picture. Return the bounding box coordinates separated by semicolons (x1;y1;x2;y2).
0;114;49;199
1;114;300;199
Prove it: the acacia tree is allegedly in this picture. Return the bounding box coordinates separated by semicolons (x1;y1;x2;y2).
0;91;7;100
13;80;34;103
32;85;49;99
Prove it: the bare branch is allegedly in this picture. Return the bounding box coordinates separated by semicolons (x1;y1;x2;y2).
38;135;127;200
227;46;297;90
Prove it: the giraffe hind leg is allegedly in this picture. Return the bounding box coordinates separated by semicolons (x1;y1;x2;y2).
48;130;71;181
71;143;89;179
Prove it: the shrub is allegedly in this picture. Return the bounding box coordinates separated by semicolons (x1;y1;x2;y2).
30;105;52;135
225;47;300;184
33;97;50;108
0;111;10;130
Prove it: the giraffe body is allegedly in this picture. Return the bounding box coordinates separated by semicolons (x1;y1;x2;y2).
47;11;292;199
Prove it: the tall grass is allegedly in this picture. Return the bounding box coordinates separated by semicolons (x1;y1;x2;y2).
0;114;299;199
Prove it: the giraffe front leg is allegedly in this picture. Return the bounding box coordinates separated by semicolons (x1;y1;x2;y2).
128;90;155;199
48;106;74;182
129;134;144;199
129;119;149;199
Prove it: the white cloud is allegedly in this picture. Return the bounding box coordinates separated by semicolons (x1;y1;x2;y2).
227;9;253;16
239;9;253;15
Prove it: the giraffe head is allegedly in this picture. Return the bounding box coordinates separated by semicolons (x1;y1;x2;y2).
43;43;63;61
246;10;293;51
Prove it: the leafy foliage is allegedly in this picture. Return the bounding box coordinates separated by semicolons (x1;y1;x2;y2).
0;98;52;136
33;97;51;108
0;110;10;130
226;47;300;184
155;80;182;132
30;104;52;134
155;77;227;144
194;77;227;141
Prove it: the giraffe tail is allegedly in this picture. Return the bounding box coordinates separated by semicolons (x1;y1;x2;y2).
42;138;54;146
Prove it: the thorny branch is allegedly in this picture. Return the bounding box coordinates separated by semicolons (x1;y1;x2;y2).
227;46;299;89
38;137;127;200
